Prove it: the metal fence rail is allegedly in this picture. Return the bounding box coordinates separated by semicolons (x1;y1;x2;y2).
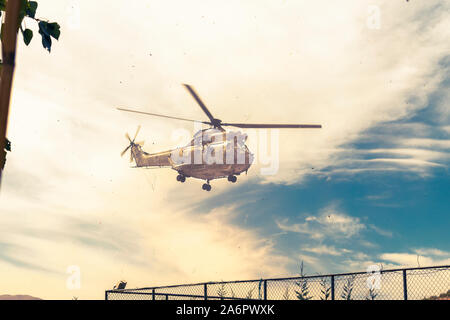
105;265;450;300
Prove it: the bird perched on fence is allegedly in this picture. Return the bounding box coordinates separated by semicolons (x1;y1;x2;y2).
113;280;127;290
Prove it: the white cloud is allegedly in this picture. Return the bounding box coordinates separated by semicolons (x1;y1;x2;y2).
277;204;366;239
365;158;445;168
301;245;342;256
0;203;289;299
380;250;450;267
414;248;450;257
296;254;320;269
368;224;393;238
401;138;450;150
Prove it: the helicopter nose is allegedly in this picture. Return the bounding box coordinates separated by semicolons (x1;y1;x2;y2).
249;152;254;164
246;150;254;165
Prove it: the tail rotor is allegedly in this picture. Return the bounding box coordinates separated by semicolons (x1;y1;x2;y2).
121;126;144;163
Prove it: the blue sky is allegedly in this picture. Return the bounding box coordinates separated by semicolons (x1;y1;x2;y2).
191;60;450;275
194;168;449;274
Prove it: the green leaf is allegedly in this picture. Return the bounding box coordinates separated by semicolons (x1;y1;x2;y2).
22;28;33;45
26;1;38;18
38;21;60;41
46;22;60;40
0;0;6;11
18;0;28;26
38;21;52;52
0;22;4;42
38;21;50;35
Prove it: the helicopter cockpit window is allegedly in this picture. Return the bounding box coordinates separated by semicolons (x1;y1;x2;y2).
190;129;223;146
191;130;203;146
202;131;213;144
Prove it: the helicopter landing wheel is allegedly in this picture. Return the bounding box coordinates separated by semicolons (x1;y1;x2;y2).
227;175;237;183
202;183;211;191
177;174;186;183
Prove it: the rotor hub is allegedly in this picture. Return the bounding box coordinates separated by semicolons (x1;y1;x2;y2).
211;118;222;128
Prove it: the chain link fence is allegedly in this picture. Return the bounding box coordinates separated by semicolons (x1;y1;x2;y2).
105;265;449;300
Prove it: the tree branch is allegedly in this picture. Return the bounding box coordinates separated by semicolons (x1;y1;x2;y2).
0;0;22;185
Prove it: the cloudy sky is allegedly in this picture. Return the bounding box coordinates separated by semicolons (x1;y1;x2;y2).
0;0;449;299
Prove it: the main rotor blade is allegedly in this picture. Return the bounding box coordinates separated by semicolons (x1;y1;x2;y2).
117;107;211;125
221;123;322;129
121;145;131;157
183;84;215;123
133;125;141;142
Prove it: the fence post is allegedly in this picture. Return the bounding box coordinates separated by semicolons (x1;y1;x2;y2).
403;270;408;300
263;280;267;300
105;291;108;301
152;288;155;301
204;283;208;300
166;294;169;300
331;275;335;300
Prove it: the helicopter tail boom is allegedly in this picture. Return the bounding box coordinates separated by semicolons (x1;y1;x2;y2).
131;145;173;168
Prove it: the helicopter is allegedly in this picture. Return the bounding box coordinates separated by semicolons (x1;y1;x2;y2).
119;84;321;191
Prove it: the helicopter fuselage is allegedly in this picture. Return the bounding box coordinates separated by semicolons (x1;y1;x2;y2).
130;128;254;181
